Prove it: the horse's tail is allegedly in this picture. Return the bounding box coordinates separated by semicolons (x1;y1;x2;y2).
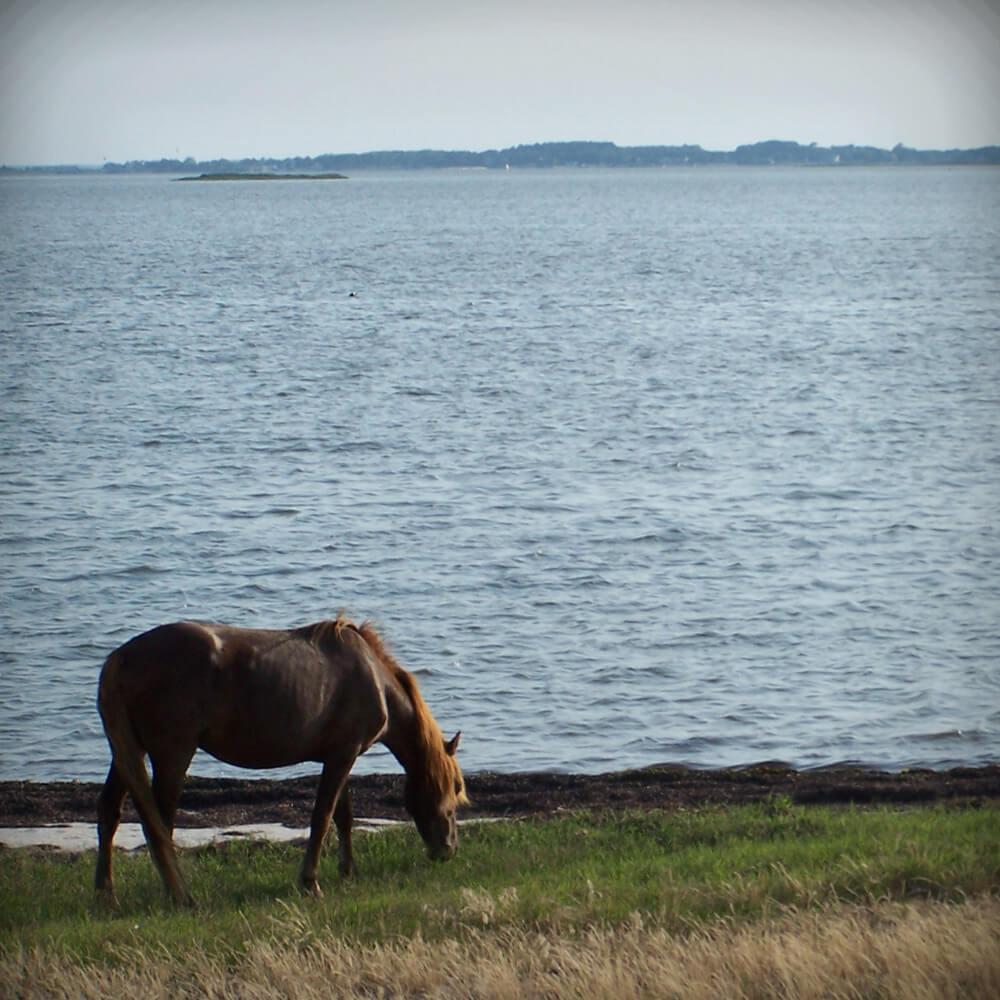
97;649;172;847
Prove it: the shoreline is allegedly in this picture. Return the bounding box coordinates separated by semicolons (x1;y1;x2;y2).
3;763;998;830
175;172;347;181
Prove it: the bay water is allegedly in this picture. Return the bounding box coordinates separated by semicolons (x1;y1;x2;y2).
1;166;998;782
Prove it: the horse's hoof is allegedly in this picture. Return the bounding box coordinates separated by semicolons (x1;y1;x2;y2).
168;885;196;909
95;889;120;911
299;878;323;898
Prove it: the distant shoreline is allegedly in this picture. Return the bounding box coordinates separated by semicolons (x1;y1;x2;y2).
4;138;999;174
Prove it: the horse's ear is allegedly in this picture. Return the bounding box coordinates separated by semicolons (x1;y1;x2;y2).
445;731;461;756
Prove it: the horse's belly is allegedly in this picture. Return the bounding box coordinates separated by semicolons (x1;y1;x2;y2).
198;727;323;770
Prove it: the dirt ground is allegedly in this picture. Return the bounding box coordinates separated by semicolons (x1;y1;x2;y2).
2;763;998;830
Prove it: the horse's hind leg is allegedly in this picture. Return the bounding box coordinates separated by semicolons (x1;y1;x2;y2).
97;650;193;907
95;763;127;906
133;748;196;908
138;804;194;908
110;744;194;908
151;749;195;834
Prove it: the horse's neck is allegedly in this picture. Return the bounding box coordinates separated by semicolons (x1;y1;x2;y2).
378;670;424;776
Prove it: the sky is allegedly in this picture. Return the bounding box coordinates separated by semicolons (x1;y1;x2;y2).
1;0;998;166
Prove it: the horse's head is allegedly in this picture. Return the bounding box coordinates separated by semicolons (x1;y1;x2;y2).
404;731;467;861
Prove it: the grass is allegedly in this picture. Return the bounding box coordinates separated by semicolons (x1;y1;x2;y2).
2;802;998;997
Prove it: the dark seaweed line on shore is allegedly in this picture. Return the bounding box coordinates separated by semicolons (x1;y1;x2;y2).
2;764;998;828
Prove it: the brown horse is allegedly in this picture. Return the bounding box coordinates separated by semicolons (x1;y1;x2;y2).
95;615;466;907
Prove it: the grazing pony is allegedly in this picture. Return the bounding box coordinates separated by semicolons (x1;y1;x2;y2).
95;616;466;906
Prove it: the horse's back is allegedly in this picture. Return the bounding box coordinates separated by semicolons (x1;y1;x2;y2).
101;619;390;770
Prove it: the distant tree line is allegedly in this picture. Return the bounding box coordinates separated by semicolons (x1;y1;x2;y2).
5;139;999;174
727;140;1000;166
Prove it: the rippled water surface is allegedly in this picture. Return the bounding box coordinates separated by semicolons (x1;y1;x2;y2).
2;167;998;781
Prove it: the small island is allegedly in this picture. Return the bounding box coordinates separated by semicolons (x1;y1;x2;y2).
176;172;346;181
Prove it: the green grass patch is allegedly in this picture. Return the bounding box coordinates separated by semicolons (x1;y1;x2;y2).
2;803;997;962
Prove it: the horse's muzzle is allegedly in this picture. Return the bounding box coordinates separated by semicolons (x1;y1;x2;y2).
428;842;457;862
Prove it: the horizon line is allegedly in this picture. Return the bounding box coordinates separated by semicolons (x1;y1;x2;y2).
4;137;1000;172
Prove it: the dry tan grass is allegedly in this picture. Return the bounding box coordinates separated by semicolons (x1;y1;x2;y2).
4;896;998;1000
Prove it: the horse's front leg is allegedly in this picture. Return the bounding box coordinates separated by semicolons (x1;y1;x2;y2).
299;753;356;897
334;786;357;878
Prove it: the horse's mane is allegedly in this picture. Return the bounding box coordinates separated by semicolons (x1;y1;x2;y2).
333;615;467;803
